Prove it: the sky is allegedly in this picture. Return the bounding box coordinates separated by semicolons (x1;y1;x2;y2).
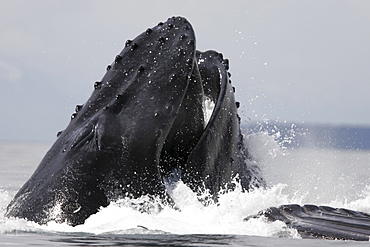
1;0;370;141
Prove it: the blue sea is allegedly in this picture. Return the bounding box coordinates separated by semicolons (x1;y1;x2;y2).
1;124;370;246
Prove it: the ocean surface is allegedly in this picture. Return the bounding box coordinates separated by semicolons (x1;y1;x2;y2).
1;129;370;246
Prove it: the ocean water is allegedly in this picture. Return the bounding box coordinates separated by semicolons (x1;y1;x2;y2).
1;132;370;246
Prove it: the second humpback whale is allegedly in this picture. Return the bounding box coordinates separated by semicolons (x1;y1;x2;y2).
5;16;370;241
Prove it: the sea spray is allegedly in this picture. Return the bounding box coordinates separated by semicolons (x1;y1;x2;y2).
54;184;299;236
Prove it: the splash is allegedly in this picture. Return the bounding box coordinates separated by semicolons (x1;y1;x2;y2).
29;182;299;237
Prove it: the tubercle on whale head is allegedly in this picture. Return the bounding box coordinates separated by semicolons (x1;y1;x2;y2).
94;81;102;89
75;104;83;112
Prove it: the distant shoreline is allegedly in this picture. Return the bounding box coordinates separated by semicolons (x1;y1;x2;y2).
244;122;370;151
2;122;370;151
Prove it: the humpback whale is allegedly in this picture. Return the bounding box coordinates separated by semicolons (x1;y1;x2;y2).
6;16;263;226
6;16;370;241
245;204;370;241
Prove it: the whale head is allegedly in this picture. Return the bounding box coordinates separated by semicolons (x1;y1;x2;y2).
6;17;264;226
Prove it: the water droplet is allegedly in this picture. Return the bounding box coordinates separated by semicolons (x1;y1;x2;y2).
106;65;112;71
57;130;63;137
145;28;152;34
236;102;240;108
71;113;77;119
